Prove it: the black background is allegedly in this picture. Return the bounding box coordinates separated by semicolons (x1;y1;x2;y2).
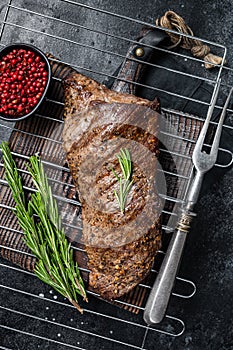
0;1;233;349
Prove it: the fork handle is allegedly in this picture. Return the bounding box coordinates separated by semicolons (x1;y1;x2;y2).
143;210;194;325
186;171;204;208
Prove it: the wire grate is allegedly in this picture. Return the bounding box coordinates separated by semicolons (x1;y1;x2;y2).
0;0;232;349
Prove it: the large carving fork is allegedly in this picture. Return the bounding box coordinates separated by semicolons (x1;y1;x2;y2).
144;80;233;324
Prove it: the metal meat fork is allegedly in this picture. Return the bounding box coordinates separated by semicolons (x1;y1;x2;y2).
144;80;233;325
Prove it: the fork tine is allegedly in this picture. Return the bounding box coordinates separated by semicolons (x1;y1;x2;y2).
193;79;221;159
210;86;233;159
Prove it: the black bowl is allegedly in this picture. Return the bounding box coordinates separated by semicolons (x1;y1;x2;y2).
0;43;51;122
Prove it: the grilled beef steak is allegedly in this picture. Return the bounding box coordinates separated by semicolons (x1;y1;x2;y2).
63;73;162;300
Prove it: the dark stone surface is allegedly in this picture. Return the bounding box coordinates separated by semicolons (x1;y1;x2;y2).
0;1;233;349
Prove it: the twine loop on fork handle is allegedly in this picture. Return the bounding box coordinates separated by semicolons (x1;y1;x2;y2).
156;11;225;69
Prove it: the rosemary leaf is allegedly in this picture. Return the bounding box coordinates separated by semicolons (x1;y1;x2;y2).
112;148;133;214
1;142;87;312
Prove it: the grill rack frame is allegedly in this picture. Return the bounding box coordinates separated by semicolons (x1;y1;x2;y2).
0;0;232;349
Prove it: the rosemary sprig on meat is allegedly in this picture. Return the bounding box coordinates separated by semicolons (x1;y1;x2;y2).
112;148;133;214
1;142;87;313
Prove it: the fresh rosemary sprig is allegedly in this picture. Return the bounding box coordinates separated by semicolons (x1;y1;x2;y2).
112;148;133;214
1;142;87;313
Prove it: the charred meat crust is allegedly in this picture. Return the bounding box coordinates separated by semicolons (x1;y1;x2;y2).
63;73;161;119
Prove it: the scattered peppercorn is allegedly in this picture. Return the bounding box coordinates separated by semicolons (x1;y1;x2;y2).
0;48;48;118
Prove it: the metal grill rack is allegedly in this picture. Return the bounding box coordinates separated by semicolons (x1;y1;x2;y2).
0;1;232;349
